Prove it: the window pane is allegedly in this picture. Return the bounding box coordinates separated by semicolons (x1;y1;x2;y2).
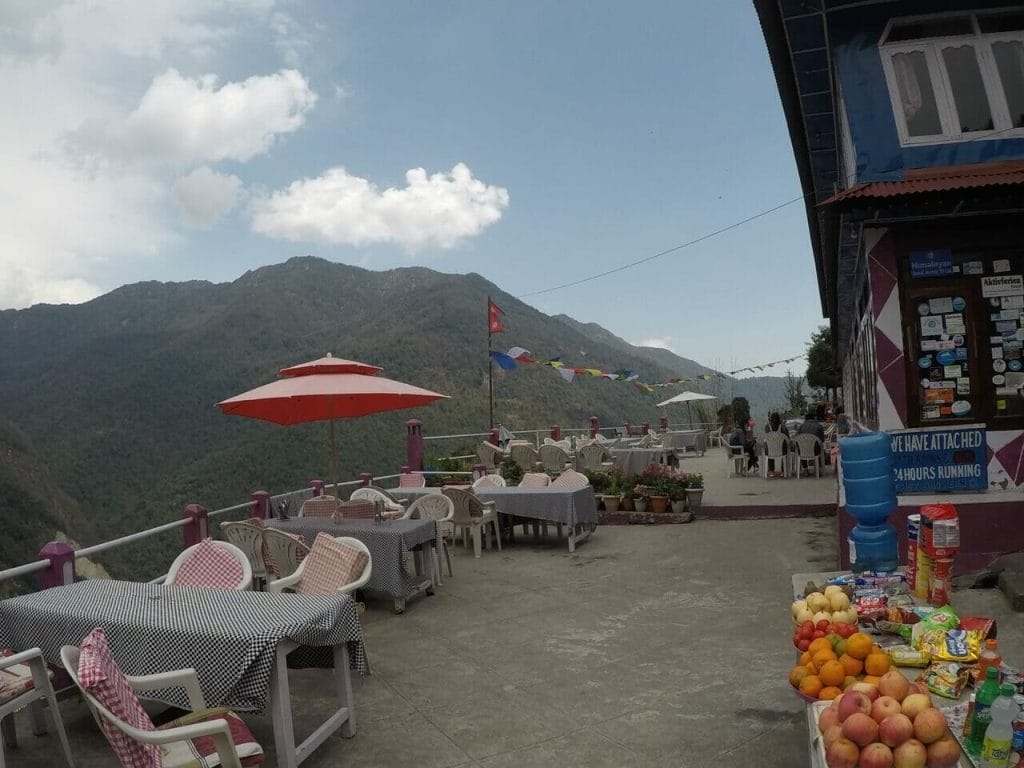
942;44;993;132
993;40;1024;128
892;51;943;136
887;18;972;42
978;13;1024;34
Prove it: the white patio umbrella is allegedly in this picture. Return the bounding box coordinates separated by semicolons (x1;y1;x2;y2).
656;391;718;428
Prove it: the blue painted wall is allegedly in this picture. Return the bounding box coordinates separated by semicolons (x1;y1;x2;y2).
828;0;1024;182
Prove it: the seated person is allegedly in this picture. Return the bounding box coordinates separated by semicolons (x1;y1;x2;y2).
797;411;827;467
764;412;789;475
729;423;758;472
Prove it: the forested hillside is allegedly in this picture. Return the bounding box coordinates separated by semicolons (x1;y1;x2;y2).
0;256;798;579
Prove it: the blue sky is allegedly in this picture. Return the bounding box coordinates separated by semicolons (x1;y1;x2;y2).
1;1;823;375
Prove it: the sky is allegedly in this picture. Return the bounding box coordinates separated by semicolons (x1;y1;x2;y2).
0;0;825;376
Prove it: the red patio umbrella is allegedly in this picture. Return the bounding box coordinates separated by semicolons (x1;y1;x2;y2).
217;353;448;490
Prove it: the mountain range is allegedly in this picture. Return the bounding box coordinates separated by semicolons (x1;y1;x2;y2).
0;257;803;582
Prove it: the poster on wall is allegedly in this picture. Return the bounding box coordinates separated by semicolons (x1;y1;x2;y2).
889;425;987;493
910;250;954;278
915;294;971;422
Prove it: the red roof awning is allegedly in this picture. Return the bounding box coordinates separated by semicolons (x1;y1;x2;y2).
821;160;1024;205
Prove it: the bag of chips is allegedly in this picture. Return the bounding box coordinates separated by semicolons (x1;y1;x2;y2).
914;628;983;663
918;660;970;699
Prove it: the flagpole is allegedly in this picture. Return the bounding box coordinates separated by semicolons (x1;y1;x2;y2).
488;295;494;429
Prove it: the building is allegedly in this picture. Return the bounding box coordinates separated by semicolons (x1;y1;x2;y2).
756;0;1024;570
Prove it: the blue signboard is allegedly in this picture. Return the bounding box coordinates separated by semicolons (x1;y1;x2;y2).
909;249;954;278
889;426;987;493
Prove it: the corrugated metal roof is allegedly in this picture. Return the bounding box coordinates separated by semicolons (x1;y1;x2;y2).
821;160;1024;204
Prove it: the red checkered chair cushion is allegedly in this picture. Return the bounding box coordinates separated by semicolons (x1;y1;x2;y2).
77;627;160;768
297;533;369;595
398;473;426;487
299;495;339;518
333;500;377;520
171;539;246;590
158;707;264;766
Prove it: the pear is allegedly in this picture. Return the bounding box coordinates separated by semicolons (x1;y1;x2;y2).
806;592;830;613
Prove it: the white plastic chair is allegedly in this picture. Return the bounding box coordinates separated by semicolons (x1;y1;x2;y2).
794;434;824;478
60;644;259;768
538;444;572;473
509;444;541;471
761;432;789;479
577;443;614;471
708;426;723;448
551;469;589;488
472;474;506;490
297;494;340;518
350;487;405;518
262;527;310;579
441;487;501;558
218;521;267;588
475;441;504;470
266;536;372;596
402;494;455;583
163;541;252;591
725;442;747;478
0;648;74;768
397;472;426;488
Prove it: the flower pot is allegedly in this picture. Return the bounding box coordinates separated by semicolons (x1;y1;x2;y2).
685;488;704;512
601;494;621;513
620;497;635;511
635;498;649;514
670;499;686;515
649;495;669;513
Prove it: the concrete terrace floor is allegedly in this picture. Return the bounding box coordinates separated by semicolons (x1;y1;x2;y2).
9;518;1023;768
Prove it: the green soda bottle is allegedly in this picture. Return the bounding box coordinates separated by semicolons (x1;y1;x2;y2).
968;666;1002;755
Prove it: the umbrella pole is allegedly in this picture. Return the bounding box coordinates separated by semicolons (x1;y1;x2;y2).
329;418;340;495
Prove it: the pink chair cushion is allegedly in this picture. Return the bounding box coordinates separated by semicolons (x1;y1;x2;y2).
299;496;339;518
333;500;377;520
158;706;265;766
398;473;426;487
172;539;246;589
77;628;160;768
298;533;369;595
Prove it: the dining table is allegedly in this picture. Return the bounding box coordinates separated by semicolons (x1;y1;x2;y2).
272;517;437;613
475;485;598;553
0;579;366;768
608;446;667;474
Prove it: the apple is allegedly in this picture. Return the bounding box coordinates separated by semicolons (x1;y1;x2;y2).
807;592;830;613
825;737;860;768
871;695;903;724
823;723;844;748
798;638;811;651
838;690;872;722
878;713;915;747
829;591;851;612
900;693;931;721
925;735;961;768
849;681;880;702
912;707;947;744
892;738;927;768
819;706;840;733
842;712;879;747
878;670;910;702
860;741;894;768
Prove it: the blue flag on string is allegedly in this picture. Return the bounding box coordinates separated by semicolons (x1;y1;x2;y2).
489;351;518;370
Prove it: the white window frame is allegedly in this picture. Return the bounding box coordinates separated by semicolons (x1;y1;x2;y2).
878;11;1024;146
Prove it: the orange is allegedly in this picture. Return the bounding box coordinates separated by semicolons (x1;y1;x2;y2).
839;653;864;677
789;665;811;688
845;632;873;660
819;659;846;687
811;648;837;671
842;675;857;690
799;651;813;667
799;675;823;699
865;652;891;676
808;638;833;656
819;686;842;700
862;675;881;686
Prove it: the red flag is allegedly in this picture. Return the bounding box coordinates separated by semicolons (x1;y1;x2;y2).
487;298;504;334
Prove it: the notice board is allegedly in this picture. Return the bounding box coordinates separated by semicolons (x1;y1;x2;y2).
889;425;987;493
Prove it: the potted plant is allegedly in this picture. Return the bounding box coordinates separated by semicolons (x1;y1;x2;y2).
639;463;671;513
600;473;621;512
685;473;704;516
632;483;650;514
619;472;637;511
669;474;688;515
500;458;524;487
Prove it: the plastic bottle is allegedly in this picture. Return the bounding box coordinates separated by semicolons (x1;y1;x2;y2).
839;432;899;572
978;639;1003;683
969;666;1003;755
980;683;1017;767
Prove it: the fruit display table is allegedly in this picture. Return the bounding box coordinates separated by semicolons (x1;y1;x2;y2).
792;571;977;768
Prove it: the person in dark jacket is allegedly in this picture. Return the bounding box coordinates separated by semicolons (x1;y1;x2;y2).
729;423;758;472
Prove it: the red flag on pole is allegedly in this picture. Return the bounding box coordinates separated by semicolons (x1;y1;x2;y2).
488;298;504;334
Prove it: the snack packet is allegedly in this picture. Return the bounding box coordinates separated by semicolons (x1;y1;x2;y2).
920;605;959;631
914;628;982;663
918;661;970;699
887;645;932;668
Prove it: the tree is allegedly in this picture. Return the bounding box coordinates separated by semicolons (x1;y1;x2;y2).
783;369;808;416
730;397;751;429
806;326;840;404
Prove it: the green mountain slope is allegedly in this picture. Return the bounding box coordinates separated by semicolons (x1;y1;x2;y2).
0;256;800;576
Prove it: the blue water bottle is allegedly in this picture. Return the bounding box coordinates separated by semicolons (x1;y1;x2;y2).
839;431;899;572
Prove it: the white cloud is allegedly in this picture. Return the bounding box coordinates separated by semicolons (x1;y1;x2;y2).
173;166;243;229
69;68;317;165
637;337;674;350
250;162;510;250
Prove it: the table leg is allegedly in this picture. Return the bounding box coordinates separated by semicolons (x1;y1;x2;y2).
334;644;356;738
269;645;298;768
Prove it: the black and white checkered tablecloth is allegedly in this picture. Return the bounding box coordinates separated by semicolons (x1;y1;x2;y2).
271;518;436;600
475;486;599;527
0;579;367;712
